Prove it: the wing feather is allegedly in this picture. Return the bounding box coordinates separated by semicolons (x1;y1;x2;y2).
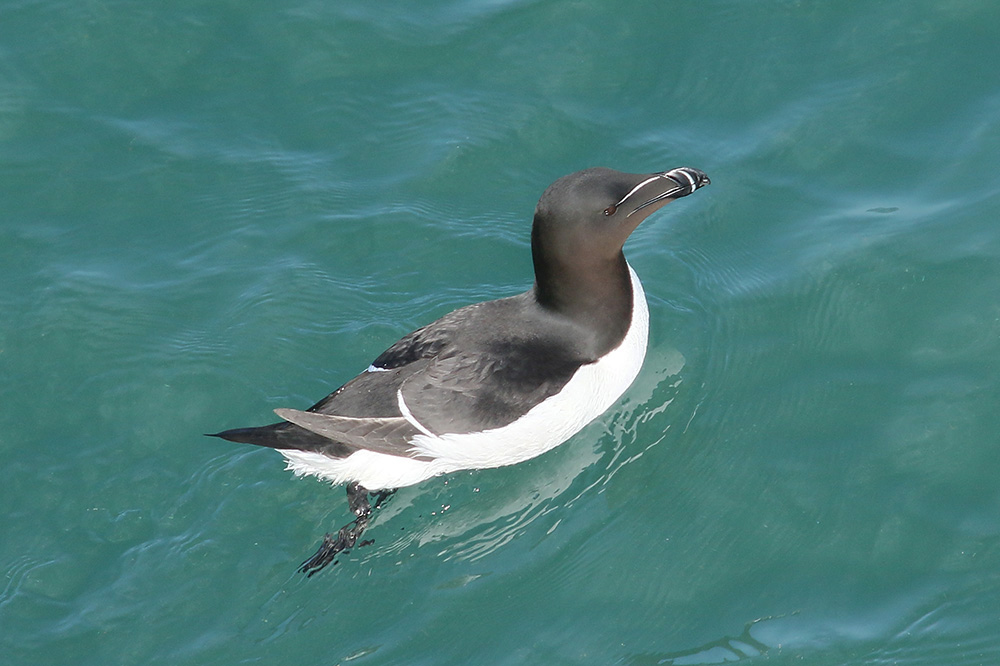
273;408;432;460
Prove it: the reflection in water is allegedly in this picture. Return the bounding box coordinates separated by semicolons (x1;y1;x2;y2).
626;614;786;665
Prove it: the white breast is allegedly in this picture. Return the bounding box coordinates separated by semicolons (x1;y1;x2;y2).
281;263;649;490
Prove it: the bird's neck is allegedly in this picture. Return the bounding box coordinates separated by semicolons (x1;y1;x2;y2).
531;247;634;357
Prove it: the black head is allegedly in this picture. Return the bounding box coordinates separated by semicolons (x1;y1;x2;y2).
529;166;709;345
533;167;710;260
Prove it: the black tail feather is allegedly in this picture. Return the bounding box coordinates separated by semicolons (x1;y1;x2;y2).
207;421;352;457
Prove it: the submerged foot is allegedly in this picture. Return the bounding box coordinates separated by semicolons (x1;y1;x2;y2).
299;519;367;576
298;483;396;577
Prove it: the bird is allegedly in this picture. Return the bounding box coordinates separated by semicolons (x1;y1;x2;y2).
211;165;710;575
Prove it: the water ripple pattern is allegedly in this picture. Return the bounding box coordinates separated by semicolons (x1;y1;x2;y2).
3;0;1000;664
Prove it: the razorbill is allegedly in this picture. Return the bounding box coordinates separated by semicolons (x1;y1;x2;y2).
212;166;709;574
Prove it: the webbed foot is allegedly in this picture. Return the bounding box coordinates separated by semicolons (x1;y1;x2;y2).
298;483;396;577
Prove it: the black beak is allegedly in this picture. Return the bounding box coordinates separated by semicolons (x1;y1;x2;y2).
626;167;710;217
662;167;710;197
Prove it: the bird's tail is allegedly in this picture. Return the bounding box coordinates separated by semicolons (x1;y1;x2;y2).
207;421;352;457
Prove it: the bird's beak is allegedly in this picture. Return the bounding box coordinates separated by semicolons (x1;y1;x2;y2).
616;167;710;218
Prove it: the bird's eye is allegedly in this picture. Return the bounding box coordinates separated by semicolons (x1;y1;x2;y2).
604;204;617;216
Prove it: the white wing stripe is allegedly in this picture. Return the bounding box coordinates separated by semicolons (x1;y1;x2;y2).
397;388;436;438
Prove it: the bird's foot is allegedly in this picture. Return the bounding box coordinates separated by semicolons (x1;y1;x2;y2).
299;518;367;577
298;484;396;577
346;482;371;518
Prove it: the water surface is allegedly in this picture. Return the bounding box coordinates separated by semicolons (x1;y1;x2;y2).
2;1;1000;664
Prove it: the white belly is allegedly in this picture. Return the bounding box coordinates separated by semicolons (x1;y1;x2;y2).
281;264;649;490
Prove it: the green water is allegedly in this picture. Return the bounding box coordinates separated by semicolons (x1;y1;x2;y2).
3;1;1000;664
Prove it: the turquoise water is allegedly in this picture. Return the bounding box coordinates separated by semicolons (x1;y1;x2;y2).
3;0;1000;663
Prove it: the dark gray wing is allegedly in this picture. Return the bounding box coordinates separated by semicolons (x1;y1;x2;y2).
301;302;481;417
398;334;588;434
274;292;593;451
273;408;432;460
367;302;490;370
